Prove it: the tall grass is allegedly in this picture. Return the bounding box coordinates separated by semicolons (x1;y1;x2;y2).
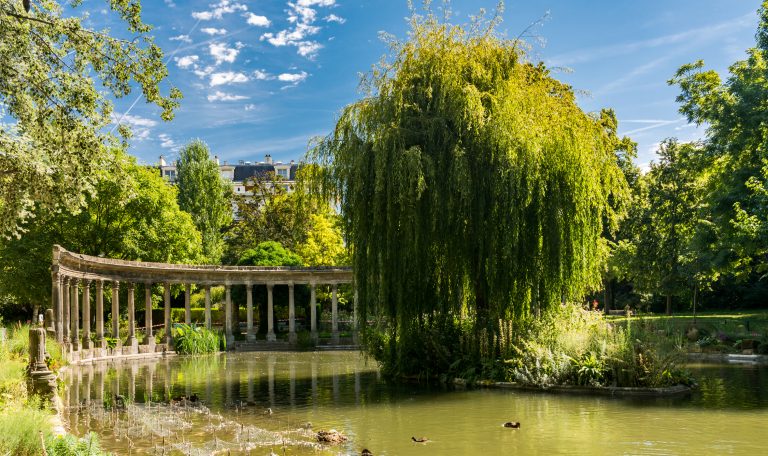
172;324;224;354
0;400;52;456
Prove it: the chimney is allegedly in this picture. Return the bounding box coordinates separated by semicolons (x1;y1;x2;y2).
265;154;273;164
238;160;244;165
214;155;220;166
290;160;295;165
159;155;166;167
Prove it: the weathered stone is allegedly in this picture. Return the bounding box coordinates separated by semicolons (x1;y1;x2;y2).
28;328;57;396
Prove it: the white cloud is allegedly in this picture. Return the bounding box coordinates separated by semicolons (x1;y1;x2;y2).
164;0;176;7
170;34;192;43
297;41;322;58
201;27;228;35
209;42;240;64
192;1;248;21
297;0;336;6
210;71;249;86
194;65;216;78
175;55;199;69
158;133;179;150
324;14;345;24
260;0;339;59
208;90;249;102
244;104;256;111
253;69;272;80
111;113;157;128
245;13;270;27
277;71;308;84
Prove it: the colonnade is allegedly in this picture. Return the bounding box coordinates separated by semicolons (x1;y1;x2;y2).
51;245;354;360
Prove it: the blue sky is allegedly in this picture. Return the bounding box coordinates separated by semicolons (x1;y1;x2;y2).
95;0;761;168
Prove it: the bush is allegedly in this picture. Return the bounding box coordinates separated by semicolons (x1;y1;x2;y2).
172;324;224;354
0;401;51;456
46;432;110;456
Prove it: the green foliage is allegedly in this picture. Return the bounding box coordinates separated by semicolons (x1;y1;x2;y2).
0;401;52;456
238;241;303;267
45;432;110;456
0;150;204;308
295;209;349;266
0;0;181;238
309;7;629;372
172;324;223;354
176;140;233;263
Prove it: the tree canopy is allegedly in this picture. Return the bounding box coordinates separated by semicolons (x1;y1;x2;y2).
176;140;232;263
237;241;302;267
0;149;203;309
0;0;181;237
309;10;630;368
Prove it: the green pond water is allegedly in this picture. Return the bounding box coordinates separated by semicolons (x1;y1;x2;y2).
60;352;768;455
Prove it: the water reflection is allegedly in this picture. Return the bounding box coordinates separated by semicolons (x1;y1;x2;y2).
61;353;768;455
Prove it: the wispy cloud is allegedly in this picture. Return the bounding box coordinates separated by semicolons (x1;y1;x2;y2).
547;12;755;67
201;27;228;35
208;90;249;102
620;118;685;136
245;13;270;27
110;113;157;141
192;0;248;21
260;0;339;59
169;34;192;43
324;14;345;24
175;55;199;69
277;71;308;84
158;133;180;150
209;42;240;64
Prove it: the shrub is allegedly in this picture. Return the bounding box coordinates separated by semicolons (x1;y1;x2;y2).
0;401;51;456
172;324;224;354
45;432;110;456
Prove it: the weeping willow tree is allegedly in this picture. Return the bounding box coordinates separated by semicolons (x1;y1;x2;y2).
309;8;629;376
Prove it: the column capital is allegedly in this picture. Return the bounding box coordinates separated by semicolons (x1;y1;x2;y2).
95;279;103;289
82;278;92;286
113;280;120;290
70;277;80;286
126;282;135;290
246;282;253;290
266;283;274;290
287;281;294;288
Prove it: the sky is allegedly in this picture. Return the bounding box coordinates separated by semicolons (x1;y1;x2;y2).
90;0;762;169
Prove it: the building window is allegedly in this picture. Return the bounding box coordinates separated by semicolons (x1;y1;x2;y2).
277;168;289;179
164;170;176;180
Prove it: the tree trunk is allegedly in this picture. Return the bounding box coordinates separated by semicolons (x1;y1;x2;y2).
692;286;698;325
665;294;672;316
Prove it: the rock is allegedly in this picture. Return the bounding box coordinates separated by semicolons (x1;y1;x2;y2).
317;429;348;444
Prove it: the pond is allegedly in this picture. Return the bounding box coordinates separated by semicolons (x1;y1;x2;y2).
60;352;768;455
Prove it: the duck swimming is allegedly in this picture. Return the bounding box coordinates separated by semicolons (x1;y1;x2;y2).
361;449;373;456
503;422;521;429
411;437;429;443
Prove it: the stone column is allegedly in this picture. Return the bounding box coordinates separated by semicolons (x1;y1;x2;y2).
62;277;70;343
310;283;318;342
266;284;276;341
111;281;121;348
163;282;172;346
126;283;137;351
246;283;255;341
184;284;191;324
331;283;339;344
70;278;80;351
144;283;154;347
51;271;62;343
204;285;212;330
95;280;105;349
82;279;92;349
225;284;234;346
288;282;296;343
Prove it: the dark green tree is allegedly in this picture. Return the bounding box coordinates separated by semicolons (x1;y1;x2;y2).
309;10;629;375
176;140;232;263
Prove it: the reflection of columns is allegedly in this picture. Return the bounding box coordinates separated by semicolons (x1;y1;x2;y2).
145;364;154;403
332;360;339;403
163;283;171;346
129;364;137;401
310;283;318;342
52;272;62;343
288;283;296;343
95;280;105;349
266;284;276;341
111;281;121;346
353;289;359;345
225;284;234;346
246;284;255;341
82;279;92;349
204;286;212;330
289;360;296;406
96;364;105;405
144;283;154;346
247;364;255;403
225;366;233;405
268;355;275;406
126;283;137;350
62;277;70;343
85;364;93;406
331;284;339;344
184;284;191;324
71;278;80;350
311;356;318;401
355;370;361;404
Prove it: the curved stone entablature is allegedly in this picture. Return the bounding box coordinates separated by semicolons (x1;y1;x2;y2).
53;245;353;285
51;245;356;363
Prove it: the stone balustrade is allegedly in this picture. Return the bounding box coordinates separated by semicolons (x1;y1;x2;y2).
51;245;354;362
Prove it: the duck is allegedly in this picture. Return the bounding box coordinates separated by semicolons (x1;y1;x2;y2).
114;394;126;409
411;437;429;443
189;393;200;403
361;449;373;456
503;421;521;429
265;407;273;416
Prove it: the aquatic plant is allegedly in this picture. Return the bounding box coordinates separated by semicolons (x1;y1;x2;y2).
172;324;224;354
